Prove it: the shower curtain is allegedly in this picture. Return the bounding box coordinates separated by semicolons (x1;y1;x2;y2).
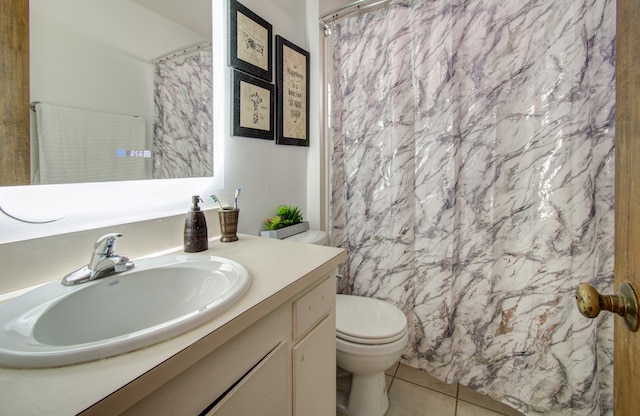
329;1;615;415
153;48;213;179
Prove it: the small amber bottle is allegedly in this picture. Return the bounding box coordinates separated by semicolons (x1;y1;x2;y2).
184;195;208;253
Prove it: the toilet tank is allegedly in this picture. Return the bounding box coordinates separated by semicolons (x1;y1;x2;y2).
283;230;328;245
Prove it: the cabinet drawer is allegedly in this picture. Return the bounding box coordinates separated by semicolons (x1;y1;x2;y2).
293;276;335;340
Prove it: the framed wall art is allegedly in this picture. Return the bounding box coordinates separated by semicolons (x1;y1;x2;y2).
228;0;273;82
276;35;310;147
231;70;274;140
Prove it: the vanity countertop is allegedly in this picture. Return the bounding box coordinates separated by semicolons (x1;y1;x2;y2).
0;234;347;416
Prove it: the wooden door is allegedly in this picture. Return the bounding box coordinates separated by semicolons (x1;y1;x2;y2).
0;0;30;185
614;0;640;413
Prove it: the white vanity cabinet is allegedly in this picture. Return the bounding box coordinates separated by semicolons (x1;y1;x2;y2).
100;274;337;416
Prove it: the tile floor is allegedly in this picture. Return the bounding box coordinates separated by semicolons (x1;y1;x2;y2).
337;363;524;416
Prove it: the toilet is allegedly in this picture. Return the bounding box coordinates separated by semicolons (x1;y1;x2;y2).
283;230;409;416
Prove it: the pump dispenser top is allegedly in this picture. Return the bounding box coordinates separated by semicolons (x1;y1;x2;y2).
184;195;208;252
190;195;201;211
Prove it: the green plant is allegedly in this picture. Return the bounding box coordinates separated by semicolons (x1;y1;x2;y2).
264;205;303;230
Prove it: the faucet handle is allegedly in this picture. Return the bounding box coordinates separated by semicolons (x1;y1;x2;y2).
93;233;124;255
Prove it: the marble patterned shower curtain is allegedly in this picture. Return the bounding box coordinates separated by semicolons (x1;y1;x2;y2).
153;49;213;179
329;1;615;414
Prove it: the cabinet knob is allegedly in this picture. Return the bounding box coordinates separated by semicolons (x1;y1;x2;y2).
575;281;640;331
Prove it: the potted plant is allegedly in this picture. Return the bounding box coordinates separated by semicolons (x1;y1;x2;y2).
260;205;309;239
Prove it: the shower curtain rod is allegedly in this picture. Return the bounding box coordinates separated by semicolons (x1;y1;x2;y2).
320;0;390;24
151;40;212;64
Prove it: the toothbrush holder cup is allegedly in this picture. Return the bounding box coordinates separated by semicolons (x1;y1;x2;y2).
218;209;239;242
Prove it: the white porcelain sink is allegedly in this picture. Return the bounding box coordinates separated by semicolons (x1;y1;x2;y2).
0;254;251;368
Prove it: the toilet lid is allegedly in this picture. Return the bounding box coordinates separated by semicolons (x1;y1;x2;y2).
336;295;407;344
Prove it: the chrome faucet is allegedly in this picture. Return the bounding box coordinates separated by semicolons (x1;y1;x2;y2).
61;233;135;286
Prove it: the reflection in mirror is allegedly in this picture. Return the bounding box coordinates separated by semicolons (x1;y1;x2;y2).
1;0;213;186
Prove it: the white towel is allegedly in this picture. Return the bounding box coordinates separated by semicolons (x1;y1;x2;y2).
33;102;150;184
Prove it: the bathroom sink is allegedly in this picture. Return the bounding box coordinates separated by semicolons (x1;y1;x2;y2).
0;254;251;368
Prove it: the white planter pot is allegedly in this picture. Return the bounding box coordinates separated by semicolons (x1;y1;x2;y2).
259;222;309;239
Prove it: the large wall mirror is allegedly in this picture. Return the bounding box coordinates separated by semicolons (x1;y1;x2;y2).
0;0;214;186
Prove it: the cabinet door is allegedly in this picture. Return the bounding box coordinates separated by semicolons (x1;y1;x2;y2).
292;314;336;416
120;304;290;416
207;341;288;416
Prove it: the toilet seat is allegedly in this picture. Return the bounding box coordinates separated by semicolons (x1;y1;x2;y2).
337;327;408;345
336;330;409;356
336;295;408;345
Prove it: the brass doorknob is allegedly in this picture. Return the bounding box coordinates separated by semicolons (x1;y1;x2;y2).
575;282;640;332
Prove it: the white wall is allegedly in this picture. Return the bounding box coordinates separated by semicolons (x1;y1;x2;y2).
220;0;311;233
306;0;323;232
320;0;353;15
0;0;318;294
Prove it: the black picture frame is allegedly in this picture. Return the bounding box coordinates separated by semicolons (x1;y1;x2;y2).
231;70;274;140
228;0;273;82
276;35;310;147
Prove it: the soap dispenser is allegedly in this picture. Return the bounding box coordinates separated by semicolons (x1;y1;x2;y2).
184;195;208;253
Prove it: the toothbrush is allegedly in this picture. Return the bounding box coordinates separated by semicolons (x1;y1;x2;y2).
234;188;242;209
210;194;224;210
